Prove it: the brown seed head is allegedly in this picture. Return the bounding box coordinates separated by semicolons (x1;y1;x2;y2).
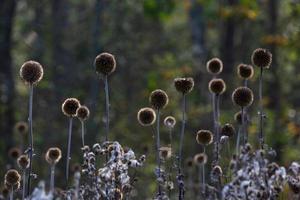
163;116;176;129
76;105;90;121
208;79;226;95
17;155;30;170
251;48;272;68
45;147;62;165
193;153;207;165
20;61;44;85
62;98;81;117
159;147;172;160
137;107;156;126
212;165;223;175
4;169;21;186
232;87;254;107
207;58;223;75
94;52;116;75
8;147;21;160
196;130;213;146
237;64;254;79
185;158;194;168
174;77;194;94
149;89;169;110
14;122;28;135
221;123;236;138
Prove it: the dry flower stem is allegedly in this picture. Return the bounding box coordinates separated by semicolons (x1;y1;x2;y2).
66;117;73;181
104;75;110;142
27;84;33;196
259;67;264;149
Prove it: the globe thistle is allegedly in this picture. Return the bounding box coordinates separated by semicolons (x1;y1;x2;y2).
185;158;194;168
196;130;213;146
14;122;28;135
137;107;156;126
208;78;226;95
45;147;62;165
234;111;245;125
174;77;194;94
163;116;176;129
8;147;21;160
94;52;116;75
159;146;172;160
20;60;44;85
4;169;21;186
62;98;81;117
221;123;236;138
207;58;223;75
212;165;223;176
76;105;90;121
237;64;254;79
193;153;207;166
149;89;169;110
251;48;272;68
232;87;254;107
17;155;30;170
5;181;20;191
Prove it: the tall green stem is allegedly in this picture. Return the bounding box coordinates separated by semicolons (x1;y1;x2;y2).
26;84;33;197
66;117;73;181
104;75;110;142
259;67;264;149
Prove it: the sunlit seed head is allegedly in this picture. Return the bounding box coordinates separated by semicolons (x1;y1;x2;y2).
159;146;172;160
94;52;116;76
4;169;21;186
237;64;254;79
221;123;236;138
149;89;169;110
20;60;44;85
207;58;223;75
208;78;226;95
251;48;272;68
193;153;207;166
196;130;213;146
17;155;30;170
163;116;176;129
137;107;156;126
232;87;254;107
62;98;81;117
45;147;62;165
174;77;194;94
76;105;90;121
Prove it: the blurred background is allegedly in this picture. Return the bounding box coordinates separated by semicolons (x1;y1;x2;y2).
1;0;300;198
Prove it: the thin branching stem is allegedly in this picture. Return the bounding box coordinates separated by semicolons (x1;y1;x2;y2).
259;67;264;149
50;165;55;193
81;121;85;147
66;117;73;181
26;84;33;197
104;75;110;142
156;109;162;195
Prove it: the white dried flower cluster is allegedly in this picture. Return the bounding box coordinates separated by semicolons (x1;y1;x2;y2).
222;145;286;200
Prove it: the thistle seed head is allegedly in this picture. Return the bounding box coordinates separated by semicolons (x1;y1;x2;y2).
208;78;226;95
207;58;223;75
62;98;81;117
149;89;169;110
20;60;44;85
174;77;194;94
94;52;116;75
137;107;156;126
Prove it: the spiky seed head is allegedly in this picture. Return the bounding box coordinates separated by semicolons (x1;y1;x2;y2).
185;158;194;168
163;116;176;129
8;147;21;160
174;77;194;94
207;58;223;75
137;107;156;126
45;147;62;165
193;153;207;166
94;52;116;75
221;123;236;138
196;130;213;146
208;78;226;95
232;87;254;107
76;105;90;121
20;61;44;85
14;122;28;135
149;89;169;110
17;155;30;170
212;165;223;176
4;169;20;186
251;48;272;68
159;147;172;160
62;98;81;117
237;64;254;79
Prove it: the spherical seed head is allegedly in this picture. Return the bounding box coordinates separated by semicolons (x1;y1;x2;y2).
193;153;207;166
174;77;194;94
237;64;254;79
76;105;90;121
137;107;156;126
208;78;226;95
14;122;28;135
221;123;236;138
94;52;116;75
212;165;223;175
196;130;213;146
17;155;30;170
232;87;254;107
207;58;223;75
20;60;43;85
163;116;176;129
185;158;194;168
62;98;81;117
159;147;172;160
234;111;243;124
4;169;20;186
8;147;21;160
251;48;272;68
46;147;62;165
149;89;169;110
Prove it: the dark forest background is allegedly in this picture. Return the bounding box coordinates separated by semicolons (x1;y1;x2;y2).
1;0;300;198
